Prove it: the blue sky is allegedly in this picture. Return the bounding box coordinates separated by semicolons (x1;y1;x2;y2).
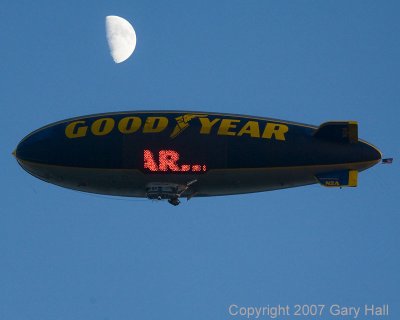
1;1;399;319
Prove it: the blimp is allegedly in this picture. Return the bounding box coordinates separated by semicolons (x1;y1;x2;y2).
14;111;383;205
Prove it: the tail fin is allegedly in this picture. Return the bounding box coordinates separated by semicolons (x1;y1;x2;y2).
314;121;358;143
315;170;358;187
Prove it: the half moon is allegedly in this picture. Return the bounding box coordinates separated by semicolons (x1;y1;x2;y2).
105;15;137;63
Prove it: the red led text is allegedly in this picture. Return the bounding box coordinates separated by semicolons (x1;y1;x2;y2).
144;150;207;172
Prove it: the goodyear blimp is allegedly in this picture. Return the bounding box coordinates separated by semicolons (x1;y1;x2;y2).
14;111;383;205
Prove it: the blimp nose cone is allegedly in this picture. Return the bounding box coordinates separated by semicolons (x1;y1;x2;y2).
14;142;33;173
14;139;35;164
14;123;62;165
14;132;62;182
13;127;57;176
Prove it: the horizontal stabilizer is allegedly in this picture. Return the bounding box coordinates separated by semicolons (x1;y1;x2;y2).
314;121;358;143
315;170;358;187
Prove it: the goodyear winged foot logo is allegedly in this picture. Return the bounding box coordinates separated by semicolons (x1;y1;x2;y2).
170;114;208;138
65;113;289;141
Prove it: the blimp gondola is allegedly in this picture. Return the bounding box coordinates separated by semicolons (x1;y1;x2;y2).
14;111;383;205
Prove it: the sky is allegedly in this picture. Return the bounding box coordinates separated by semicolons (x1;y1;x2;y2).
1;1;399;319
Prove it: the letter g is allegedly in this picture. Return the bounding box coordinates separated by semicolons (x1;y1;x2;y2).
65;121;88;138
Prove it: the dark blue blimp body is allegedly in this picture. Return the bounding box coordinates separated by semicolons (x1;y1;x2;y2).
14;111;382;205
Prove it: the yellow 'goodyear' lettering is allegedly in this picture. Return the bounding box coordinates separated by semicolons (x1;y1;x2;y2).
198;118;220;134
237;121;260;138
143;117;168;133
262;123;289;141
218;119;241;136
65;121;88;138
91;118;114;136
65;115;289;141
118;116;142;134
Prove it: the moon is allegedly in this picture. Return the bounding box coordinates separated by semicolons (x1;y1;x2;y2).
105;15;136;63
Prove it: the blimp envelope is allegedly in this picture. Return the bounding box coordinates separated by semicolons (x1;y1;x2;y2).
14;111;382;205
